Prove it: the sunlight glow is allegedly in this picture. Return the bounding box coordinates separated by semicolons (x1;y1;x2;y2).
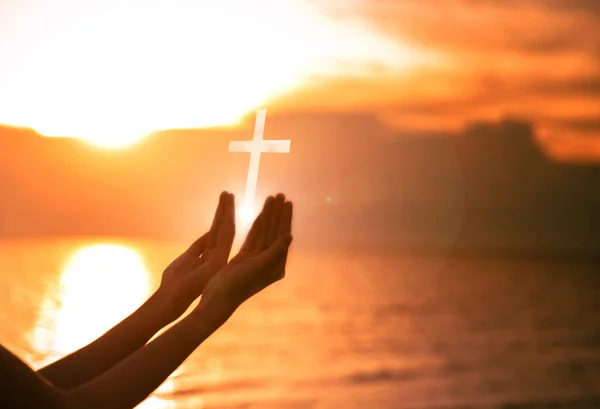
29;243;174;408
38;244;151;355
239;202;258;228
0;0;434;148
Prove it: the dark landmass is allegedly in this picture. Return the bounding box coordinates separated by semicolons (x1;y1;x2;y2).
1;112;599;258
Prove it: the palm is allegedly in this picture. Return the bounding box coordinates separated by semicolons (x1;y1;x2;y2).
157;191;235;323
200;194;293;316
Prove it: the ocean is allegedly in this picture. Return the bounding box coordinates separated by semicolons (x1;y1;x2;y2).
1;238;599;409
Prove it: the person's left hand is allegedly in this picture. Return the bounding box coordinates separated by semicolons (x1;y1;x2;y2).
192;194;293;328
154;191;236;325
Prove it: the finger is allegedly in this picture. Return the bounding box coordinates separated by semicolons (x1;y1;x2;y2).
266;193;285;246
253;195;274;252
255;234;293;272
212;193;236;266
186;233;209;257
274;202;293;276
277;201;293;237
207;191;227;250
241;212;263;253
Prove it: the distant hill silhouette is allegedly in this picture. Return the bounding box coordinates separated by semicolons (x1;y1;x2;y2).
1;113;599;258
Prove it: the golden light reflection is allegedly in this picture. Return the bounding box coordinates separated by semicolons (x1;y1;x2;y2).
0;0;434;148
29;243;174;409
53;244;150;353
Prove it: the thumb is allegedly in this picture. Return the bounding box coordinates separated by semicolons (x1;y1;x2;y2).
256;234;293;270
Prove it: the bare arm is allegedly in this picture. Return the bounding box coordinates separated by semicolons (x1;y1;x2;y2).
37;292;171;390
66;306;221;409
2;192;290;409
65;193;293;409
64;191;292;409
38;192;234;390
0;344;75;409
1;305;218;409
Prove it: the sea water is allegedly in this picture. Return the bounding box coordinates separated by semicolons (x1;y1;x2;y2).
1;239;599;408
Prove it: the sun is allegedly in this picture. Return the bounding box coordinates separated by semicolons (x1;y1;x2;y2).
71;130;154;149
0;0;435;149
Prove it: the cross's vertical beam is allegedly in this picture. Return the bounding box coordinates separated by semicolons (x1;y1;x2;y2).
229;109;291;222
243;109;267;213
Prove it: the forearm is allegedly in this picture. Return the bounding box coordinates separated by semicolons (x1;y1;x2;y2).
39;292;171;389
67;306;222;409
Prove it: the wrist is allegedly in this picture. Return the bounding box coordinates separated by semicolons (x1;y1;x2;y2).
183;306;224;342
145;290;178;328
189;301;234;335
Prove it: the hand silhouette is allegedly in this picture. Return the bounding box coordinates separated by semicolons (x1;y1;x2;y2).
196;194;293;326
156;191;236;324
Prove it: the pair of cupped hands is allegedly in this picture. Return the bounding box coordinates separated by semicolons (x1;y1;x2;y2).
155;192;293;328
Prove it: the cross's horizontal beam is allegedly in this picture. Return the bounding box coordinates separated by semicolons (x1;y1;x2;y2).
229;140;291;153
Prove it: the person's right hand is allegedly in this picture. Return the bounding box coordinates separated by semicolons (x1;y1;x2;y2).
194;194;293;327
155;191;236;325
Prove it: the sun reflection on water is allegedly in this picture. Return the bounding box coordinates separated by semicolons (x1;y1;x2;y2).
29;242;175;409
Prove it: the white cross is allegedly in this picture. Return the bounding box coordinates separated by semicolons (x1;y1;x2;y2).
229;109;291;222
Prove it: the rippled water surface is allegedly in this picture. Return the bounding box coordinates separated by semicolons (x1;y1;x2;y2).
1;239;599;408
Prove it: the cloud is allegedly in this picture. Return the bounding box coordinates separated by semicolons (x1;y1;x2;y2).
277;0;600;159
0;0;420;143
0;0;598;159
475;0;600;12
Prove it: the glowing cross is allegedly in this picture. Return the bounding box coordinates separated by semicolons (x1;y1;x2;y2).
229;109;291;221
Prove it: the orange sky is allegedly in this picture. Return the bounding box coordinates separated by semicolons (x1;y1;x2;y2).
0;0;598;159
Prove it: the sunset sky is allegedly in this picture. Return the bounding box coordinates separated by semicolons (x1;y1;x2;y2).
0;0;598;159
2;4;599;408
1;0;599;253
